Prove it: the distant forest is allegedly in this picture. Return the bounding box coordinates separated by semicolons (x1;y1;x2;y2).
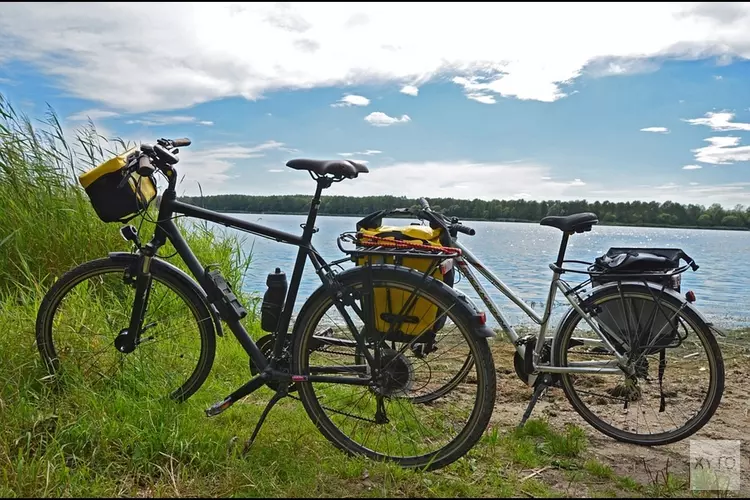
177;194;750;230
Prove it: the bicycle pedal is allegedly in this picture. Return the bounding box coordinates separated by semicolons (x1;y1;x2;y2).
206;397;233;417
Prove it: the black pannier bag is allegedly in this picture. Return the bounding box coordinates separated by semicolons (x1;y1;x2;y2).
78;148;158;223
587;248;695;353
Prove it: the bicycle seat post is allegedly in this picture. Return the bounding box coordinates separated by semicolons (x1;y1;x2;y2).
555;231;572;269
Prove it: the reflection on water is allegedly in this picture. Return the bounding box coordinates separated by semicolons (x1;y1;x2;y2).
204;213;750;330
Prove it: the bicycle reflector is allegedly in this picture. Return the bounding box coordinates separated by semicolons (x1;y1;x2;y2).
479;311;487;325
685;290;696;303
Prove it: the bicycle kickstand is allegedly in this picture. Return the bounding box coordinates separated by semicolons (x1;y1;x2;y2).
242;388;287;455
518;374;554;429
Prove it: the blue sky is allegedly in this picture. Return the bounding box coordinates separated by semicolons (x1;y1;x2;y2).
1;2;749;206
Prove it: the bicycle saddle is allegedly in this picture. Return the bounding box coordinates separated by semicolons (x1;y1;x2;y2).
286;159;369;179
540;212;599;233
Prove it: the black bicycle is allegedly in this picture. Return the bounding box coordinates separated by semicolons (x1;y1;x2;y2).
35;138;498;470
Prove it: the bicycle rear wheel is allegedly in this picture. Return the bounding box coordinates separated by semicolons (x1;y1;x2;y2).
552;283;724;445
292;266;496;471
35;256;216;402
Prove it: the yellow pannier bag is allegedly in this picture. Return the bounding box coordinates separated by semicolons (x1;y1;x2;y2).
78;148;157;223
356;225;454;337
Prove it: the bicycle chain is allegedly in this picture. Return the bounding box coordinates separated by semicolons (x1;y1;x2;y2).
287;343;381;423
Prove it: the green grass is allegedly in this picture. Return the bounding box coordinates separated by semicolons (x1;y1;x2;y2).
0;92;730;497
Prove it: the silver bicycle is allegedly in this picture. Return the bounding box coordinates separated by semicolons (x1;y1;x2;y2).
355;198;726;446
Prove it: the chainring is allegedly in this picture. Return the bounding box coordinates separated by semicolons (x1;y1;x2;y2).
249;333;297;393
513;339;552;386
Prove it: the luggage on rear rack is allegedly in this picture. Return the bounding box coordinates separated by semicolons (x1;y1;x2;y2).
348;210;458;342
587;247;697;353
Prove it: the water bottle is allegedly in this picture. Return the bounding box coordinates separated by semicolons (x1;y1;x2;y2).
260;268;287;332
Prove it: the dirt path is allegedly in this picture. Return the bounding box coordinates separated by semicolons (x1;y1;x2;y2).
487;339;750;495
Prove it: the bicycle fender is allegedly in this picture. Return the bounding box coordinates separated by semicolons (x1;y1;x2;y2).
554;280;712;341
296;264;495;339
108;252;224;337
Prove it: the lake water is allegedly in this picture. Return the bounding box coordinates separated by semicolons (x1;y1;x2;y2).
209;213;750;331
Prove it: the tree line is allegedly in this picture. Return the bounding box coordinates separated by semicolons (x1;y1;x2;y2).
177;194;750;229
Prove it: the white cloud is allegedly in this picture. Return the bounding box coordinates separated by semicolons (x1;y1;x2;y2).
174;154;748;207
284;161;590;201
682;164;703;170
690;182;699;185
331;94;370;107
125;115;214;126
268;169;284;173
338;149;382;157
3;3;750;111
400;85;419;96
467;93;496;104
685;111;750;131
692;136;750;164
175;140;285;192
68;109;120;121
453;74;557;103
364;112;411;127
274;160;746;206
640;126;669;133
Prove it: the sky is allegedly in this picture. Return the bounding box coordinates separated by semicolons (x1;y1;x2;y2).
1;2;749;207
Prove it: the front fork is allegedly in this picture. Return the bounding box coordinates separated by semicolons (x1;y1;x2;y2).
115;250;155;354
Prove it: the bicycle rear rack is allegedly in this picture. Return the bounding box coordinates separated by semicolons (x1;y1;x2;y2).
337;232;461;262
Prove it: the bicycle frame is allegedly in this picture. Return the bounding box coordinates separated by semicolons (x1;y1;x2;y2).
450;236;628;376
125;173;379;413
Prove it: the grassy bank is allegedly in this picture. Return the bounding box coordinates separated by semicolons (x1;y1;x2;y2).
0;94;744;497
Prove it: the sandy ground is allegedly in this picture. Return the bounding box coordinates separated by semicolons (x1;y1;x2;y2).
485;339;750;495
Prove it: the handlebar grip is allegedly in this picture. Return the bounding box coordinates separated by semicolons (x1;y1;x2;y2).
454;224;476;236
136;155;156;178
172;138;191;147
419;197;431;210
153;144;179;165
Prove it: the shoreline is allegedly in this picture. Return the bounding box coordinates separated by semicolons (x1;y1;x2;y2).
198;209;750;232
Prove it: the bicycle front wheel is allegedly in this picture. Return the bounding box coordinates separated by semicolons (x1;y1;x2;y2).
292;266;496;471
35;256;216;402
552;283;724;446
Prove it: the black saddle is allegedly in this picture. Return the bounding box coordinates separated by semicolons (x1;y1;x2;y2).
540;212;599;233
286;159;369;179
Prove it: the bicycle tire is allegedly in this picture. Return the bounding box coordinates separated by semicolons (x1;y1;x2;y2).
291;265;496;471
551;283;724;446
35;256;216;402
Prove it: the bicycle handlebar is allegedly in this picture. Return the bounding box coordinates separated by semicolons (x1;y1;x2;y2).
157;137;191;149
453;224;476;236
129;138;189;176
418;197;475;237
